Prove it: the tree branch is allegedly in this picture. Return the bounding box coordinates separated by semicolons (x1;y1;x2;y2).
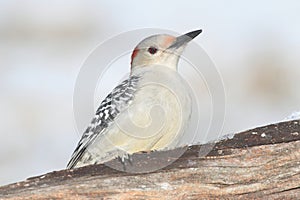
1;120;299;199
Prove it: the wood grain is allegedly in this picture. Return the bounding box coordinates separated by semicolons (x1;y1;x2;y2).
0;120;299;199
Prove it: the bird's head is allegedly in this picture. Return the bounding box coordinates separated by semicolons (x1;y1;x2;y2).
130;29;202;71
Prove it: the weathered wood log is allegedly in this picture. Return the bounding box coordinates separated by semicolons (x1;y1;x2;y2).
0;120;299;199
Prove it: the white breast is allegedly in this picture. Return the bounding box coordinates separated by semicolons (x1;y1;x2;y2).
85;65;192;164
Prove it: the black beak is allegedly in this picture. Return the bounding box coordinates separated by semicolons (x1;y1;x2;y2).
168;29;202;49
185;29;202;39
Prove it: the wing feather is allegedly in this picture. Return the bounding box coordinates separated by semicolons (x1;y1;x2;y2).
67;75;140;169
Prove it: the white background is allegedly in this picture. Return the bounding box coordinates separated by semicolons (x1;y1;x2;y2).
0;0;299;185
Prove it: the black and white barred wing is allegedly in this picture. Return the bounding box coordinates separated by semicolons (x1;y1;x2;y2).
67;75;140;169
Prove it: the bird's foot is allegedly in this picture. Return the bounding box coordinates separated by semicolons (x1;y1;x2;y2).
117;153;133;171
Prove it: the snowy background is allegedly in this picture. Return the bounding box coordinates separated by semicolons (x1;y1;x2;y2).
0;0;299;185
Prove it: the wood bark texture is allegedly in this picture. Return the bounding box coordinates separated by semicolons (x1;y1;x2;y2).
0;120;299;199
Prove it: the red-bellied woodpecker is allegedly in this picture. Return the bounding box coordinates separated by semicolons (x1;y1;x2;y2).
67;29;202;169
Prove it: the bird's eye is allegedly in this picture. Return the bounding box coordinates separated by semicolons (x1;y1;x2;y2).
148;47;158;54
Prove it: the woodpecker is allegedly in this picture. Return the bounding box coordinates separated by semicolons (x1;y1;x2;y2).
67;29;202;169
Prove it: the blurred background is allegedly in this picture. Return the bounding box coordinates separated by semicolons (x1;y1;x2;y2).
0;0;299;186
